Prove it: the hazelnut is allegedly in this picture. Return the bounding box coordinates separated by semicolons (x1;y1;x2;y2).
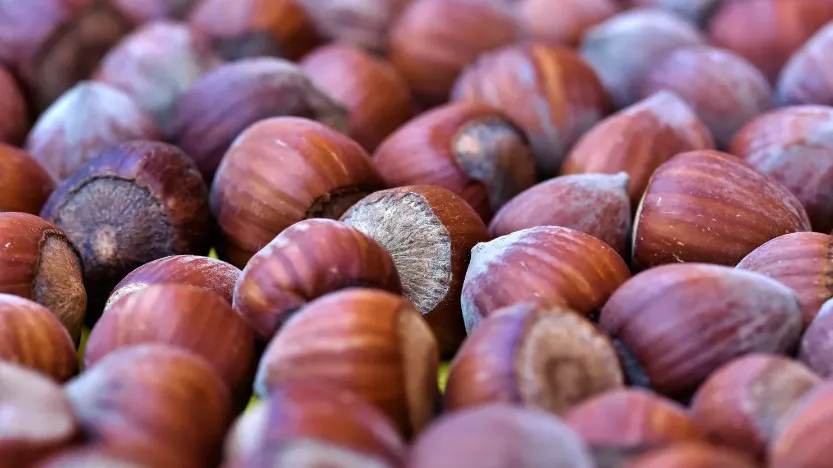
372;102;537;222
106;255;239;310
778;23;833;107
254;288;440;438
111;0;203;21
729;106;833;233
171;58;349;182
799;298;833;378
24;81;162;182
40;140;211;319
769;381;833;468
223;383;406;467
340;185;489;355
632;149;811;270
0;362;80;466
85;284;255;407
628;443;760;468
405;404;595;468
387;0;518;105
445;303;624;416
299;43;413;152
0;144;56;215
211;117;383;268
640;46;772;148
296;0;412;53
187;0;321;61
34;448;150;468
66;344;232;468
736;232;833;325
489;172;631;256
234;219;402;343
564;388;700;448
0;65;28;145
461;226;630;333
94;21;222;134
630;0;721;25
512;0;620;47
579;8;705;109
599;263;804;397
690;353;820;459
452;43;609;178
707;0;833;83
560;91;714;206
0;212;86;343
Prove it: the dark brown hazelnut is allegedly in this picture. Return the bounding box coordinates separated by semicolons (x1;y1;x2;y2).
512;0;620;47
107;254;240;310
0;212;86;343
234;219;402;343
66;344;232;468
445;303;624;415
85;284;255;407
452;43;609;179
94;21;222;134
405;404;595;468
777;23;833;107
489;172;631;256
690;353;820;459
24;81;162;182
40;140;211;320
799;298;833;378
0;362;80;467
223;383;406;467
628;443;760;468
296;0;413;53
599;263;804;397
340;185;489;356
372;102;536;222
211;117;383;268
736;232;833;325
187;0;321;61
461;226;630;333
0;65;28;145
171;58;349;183
255;288;440;439
769;381;833;468
299;43;414;152
632;150;811;270
0;144;56;215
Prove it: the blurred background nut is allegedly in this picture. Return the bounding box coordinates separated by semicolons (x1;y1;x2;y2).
0;144;56;215
296;0;413;53
778;23;833;107
511;0;620;47
627;443;759;468
630;0;722;25
0;65;28;145
769;381;833;468
799;299;833;379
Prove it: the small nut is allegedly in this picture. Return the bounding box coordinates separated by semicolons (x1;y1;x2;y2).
512;0;620;47
628;443;759;468
777;22;833;106
296;0;412;53
769;381;833;468
0;65;28;145
799;298;833;378
0;144;56;215
631;0;722;25
34;448;150;468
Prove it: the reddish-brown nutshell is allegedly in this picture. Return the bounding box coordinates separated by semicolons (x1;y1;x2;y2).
736;232;833;325
211;117;383;268
0;362;80;467
223;383;406;467
85;284;255;405
106;255;240;310
94;21;222;134
66;345;232;468
299;43;414;152
600;263;804;397
387;0;518;105
461;226;630;334
579;9;705;109
340;185;489;356
234;219;402;343
689;353;820;459
0;66;28;145
799;299;833;378
171;58;348;182
729;106;833;233
0;294;77;382
24;81;162;182
255;289;440;439
296;0;413;53
452;43;609;178
0;144;56;215
707;0;833;83
34;448;152;468
489;172;631;256
445;303;624;416
372;102;537;222
188;0;321;61
405;405;595;468
560;91;714;205
627;443;760;468
0;212;86;344
630;0;721;25
640;46;772;148
512;0;620;47
564;388;700;448
41;141;211;318
632;150;811;270
769;382;833;468
777;23;833;107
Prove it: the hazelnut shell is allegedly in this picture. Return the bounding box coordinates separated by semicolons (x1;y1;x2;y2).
0;144;56;215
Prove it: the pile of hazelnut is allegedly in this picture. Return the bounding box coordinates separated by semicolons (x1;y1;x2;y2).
5;0;833;467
